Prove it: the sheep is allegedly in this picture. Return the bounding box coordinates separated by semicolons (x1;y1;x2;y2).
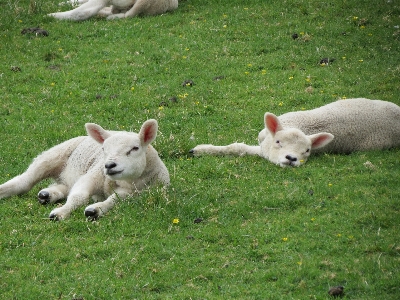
48;0;178;21
0;119;169;220
190;98;400;167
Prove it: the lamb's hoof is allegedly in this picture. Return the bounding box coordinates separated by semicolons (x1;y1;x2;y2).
49;213;60;221
85;207;99;221
38;191;50;204
189;149;195;154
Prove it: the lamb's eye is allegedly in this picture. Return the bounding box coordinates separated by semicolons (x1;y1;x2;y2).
305;148;310;153
126;146;139;155
276;140;280;144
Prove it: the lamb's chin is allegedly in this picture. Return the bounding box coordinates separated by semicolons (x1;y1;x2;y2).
105;172;124;180
278;161;301;168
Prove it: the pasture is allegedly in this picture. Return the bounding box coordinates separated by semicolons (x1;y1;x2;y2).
0;0;399;298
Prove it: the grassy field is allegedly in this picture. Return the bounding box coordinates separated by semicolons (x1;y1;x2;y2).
1;0;399;298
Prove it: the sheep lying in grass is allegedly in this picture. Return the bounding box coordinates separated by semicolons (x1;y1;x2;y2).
48;0;178;21
0;119;169;220
190;98;400;167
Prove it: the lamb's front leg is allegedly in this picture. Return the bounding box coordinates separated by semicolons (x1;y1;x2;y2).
48;0;109;21
84;191;129;220
190;143;262;157
48;175;100;220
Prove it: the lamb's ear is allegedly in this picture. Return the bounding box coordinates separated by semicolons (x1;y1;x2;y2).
264;113;284;135
308;132;334;150
85;123;112;144
139;119;158;146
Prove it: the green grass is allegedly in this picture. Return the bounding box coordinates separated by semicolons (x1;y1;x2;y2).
1;0;400;298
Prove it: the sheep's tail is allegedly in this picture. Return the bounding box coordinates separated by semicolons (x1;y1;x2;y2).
190;142;262;157
0;137;84;200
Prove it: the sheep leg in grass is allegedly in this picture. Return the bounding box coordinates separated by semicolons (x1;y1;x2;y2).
49;0;109;21
48;172;101;220
190;143;262;157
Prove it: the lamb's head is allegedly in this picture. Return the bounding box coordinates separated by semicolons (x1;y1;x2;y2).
259;113;334;167
85;119;158;180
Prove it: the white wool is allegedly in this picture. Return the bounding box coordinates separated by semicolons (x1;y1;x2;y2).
48;0;178;21
0;119;169;220
191;98;400;167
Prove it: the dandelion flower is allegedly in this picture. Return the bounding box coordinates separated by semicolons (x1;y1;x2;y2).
173;218;179;224
282;237;288;242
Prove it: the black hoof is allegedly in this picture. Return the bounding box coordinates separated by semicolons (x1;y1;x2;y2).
85;208;98;220
189;149;194;154
38;190;50;204
49;213;59;221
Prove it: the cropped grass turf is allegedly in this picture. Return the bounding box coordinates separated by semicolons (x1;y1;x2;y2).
0;0;399;299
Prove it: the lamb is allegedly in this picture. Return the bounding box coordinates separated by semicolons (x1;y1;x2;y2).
48;0;178;21
190;98;400;167
0;119;169;220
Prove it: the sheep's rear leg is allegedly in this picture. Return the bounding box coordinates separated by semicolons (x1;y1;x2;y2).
49;0;108;21
0;163;54;200
38;184;69;205
190;143;262;157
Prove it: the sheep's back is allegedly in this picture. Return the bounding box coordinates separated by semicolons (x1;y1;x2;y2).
59;137;104;187
278;98;400;153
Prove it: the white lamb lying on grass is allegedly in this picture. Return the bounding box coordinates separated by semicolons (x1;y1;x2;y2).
190;98;400;167
0;119;169;220
48;0;178;21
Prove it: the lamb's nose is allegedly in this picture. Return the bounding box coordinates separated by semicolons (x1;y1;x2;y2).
105;162;117;170
285;155;297;162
